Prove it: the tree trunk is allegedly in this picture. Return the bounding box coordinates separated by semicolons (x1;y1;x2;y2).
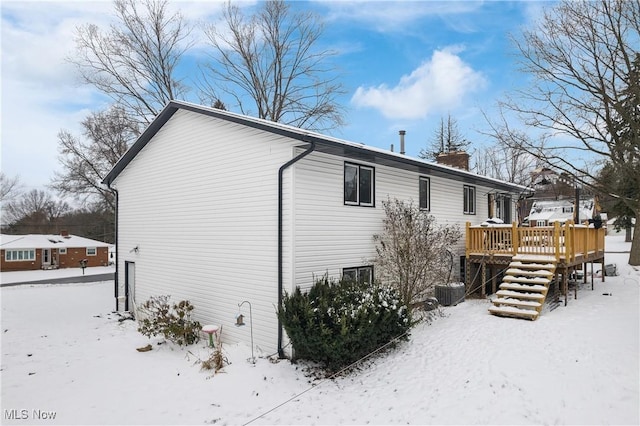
629;216;640;266
625;226;632;243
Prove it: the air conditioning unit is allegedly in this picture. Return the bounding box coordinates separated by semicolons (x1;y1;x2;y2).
435;283;466;306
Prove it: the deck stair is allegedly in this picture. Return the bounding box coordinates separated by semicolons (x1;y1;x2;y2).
489;255;557;320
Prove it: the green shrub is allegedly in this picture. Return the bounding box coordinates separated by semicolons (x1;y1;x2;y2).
137;295;202;346
278;275;411;372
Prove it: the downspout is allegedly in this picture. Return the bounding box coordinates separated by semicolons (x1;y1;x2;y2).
278;137;315;358
107;186;119;312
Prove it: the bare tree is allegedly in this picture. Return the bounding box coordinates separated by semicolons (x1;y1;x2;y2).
373;198;461;314
52;106;139;212
495;0;640;265
70;0;192;124
474;116;542;187
200;0;345;131
419;114;470;160
0;173;22;202
5;189;70;229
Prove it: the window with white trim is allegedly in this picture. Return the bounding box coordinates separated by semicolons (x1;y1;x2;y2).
463;185;476;215
342;266;373;285
59;248;67;255
5;249;36;261
344;163;374;207
419;177;430;211
86;247;97;256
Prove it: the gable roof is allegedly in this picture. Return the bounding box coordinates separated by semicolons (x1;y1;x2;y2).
103;100;529;194
1;234;111;250
527;199;595;223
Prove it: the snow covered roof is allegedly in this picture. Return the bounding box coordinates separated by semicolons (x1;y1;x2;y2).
103;100;530;195
527;199;595;223
1;234;111;250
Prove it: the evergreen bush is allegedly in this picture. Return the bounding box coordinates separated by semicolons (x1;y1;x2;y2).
137;295;202;346
279;275;411;372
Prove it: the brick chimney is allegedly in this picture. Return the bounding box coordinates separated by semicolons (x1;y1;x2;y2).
60;230;70;238
436;151;469;171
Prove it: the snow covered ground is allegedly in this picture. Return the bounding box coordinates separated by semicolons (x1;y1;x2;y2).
1;236;638;425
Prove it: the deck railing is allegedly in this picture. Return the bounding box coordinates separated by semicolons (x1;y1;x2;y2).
465;220;605;263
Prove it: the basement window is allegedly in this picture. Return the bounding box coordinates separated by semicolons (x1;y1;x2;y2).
342;266;373;285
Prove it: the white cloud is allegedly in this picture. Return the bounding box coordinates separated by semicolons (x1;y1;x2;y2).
318;1;482;33
351;48;487;120
0;2;113;190
0;1;217;190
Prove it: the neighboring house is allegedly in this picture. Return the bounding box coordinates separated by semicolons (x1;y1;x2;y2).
607;216;636;237
1;232;111;272
526;199;597;227
102;100;528;356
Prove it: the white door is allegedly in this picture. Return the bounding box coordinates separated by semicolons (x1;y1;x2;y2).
42;249;51;267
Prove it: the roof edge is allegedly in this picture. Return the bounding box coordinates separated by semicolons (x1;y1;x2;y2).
102;100;530;193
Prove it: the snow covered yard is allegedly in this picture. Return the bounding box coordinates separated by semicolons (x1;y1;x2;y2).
1;238;638;425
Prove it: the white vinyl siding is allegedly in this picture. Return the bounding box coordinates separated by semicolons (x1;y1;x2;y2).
113;110;298;354
291;151;502;291
111;108;522;355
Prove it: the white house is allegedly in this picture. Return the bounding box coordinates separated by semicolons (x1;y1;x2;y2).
526;198;597;227
103;101;528;356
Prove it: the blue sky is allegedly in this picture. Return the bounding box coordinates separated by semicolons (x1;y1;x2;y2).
1;1;546;193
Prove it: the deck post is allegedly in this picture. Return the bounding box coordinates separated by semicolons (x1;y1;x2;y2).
512;221;518;256
490;266;497;295
481;262;486;298
563;267;568;306
554;221;561;263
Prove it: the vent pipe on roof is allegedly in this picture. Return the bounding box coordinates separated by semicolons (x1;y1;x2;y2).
390;143;394;152
399;130;406;155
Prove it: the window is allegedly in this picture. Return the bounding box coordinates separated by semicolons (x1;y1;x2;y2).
344;163;375;207
496;195;512;223
536;220;547;227
463;185;476;215
5;249;35;262
419;177;430;211
86;247;97;256
342;266;373;285
59;248;67;255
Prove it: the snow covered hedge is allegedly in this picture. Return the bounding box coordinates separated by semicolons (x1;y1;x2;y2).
278;275;411;372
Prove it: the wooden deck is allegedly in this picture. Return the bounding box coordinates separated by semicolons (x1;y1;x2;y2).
464;220;606;309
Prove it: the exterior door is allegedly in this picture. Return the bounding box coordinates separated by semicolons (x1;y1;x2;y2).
125;261;135;312
42;249;51;267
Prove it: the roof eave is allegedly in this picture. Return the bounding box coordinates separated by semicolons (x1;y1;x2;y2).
102;100;529;194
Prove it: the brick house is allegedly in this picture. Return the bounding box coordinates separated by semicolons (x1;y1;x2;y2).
1;233;111;272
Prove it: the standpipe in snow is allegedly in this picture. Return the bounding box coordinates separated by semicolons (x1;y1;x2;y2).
277;137;316;358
